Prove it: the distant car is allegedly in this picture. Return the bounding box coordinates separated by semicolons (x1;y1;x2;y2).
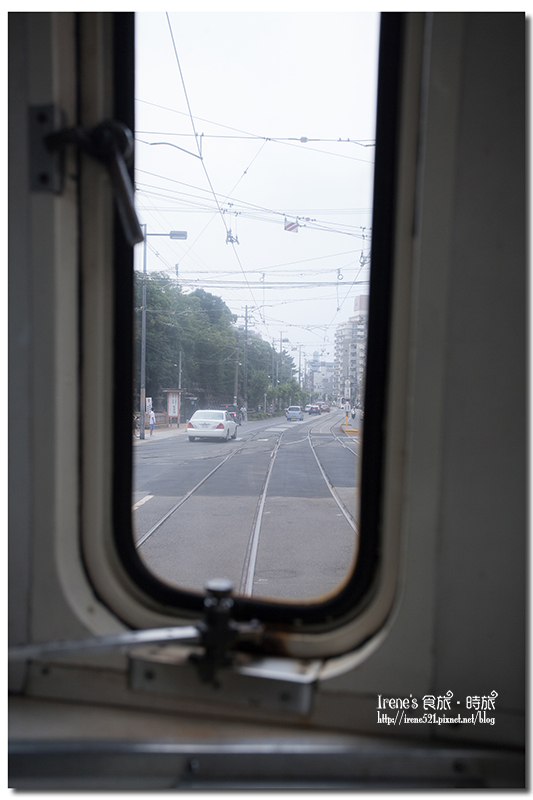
308;405;322;415
320;404;330;412
187;410;237;442
218;404;241;425
285;405;304;421
304;405;311;412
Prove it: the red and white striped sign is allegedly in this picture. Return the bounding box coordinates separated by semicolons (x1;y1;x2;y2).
284;217;299;233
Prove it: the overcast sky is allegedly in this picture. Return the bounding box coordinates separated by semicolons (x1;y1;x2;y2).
134;12;380;363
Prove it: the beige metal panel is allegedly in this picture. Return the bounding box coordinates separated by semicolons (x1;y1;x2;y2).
432;12;525;722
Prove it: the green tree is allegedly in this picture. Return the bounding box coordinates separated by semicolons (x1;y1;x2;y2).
133;273;297;412
134;274;239;408
248;368;269;409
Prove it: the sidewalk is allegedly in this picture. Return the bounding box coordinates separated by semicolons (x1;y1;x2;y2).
132;423;189;444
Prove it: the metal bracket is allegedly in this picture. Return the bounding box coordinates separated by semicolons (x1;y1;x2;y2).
9;579;264;687
129;650;320;716
127;580;318;714
28;105;144;246
9;578;318;715
190;578;263;687
29;104;66;194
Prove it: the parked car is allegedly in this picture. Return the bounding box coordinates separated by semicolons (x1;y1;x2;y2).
187;410;237;442
218;404;241;425
308;405;322;415
285;405;304;421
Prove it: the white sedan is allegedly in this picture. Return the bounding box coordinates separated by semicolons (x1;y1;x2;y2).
187;410;238;442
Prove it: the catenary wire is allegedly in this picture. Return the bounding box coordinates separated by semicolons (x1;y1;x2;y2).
165;12;266;333
136;99;375;163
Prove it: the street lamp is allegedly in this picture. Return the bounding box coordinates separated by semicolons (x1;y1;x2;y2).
144;230;187;239
139;224;187;439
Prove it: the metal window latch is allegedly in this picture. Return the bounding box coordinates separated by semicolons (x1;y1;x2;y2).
29;104;144;247
190;578;263;687
9;579;264;686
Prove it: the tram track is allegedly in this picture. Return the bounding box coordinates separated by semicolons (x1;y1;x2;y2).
306;414;361;531
134;411;361;598
307;427;358;534
238;432;284;596
134;427;273;550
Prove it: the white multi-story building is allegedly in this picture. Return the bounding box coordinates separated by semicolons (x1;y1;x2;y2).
333;294;369;403
314;361;335;396
334;319;356;399
305;351;334;396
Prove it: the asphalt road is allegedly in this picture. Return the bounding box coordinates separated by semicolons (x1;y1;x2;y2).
132;410;362;602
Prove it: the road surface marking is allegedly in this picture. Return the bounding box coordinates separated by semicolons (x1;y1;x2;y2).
132;494;153;511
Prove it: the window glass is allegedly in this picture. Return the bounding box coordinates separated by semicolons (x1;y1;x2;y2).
132;12;380;602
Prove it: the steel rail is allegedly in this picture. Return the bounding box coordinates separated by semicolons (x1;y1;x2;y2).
135;428;267;549
239;432;285;597
306;414;358;534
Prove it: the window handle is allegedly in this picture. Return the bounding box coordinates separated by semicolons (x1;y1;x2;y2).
8;579;263;686
44;117;144;247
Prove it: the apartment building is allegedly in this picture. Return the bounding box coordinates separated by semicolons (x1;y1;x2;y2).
333;294;369;402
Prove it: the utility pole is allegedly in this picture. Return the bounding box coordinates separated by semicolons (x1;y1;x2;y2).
140;224;147;439
233;333;239;406
139;227;187;440
244;306;248;410
178;349;182;428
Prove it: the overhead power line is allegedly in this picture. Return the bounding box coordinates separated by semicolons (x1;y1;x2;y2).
135;168;372;229
165;12;262;319
135;181;371;239
137;129;376;147
178;279;370;289
135;97;375;164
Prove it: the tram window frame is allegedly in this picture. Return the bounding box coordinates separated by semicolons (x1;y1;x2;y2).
104;12;404;637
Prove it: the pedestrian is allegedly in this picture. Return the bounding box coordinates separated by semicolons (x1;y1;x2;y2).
240;405;247;422
149;408;156;436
